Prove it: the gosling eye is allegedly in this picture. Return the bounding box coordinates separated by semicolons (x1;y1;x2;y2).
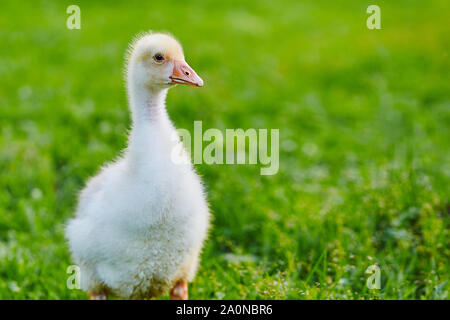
153;53;164;63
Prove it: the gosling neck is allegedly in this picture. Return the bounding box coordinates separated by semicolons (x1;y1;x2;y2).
128;80;170;125
126;77;175;169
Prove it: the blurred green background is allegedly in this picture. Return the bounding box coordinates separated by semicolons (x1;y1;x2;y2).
0;0;449;299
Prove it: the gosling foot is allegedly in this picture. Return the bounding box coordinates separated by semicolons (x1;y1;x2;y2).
89;291;108;300
170;280;188;300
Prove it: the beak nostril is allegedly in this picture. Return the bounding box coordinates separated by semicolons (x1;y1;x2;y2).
172;61;202;86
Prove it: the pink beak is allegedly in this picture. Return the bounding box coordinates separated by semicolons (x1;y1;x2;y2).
170;60;204;87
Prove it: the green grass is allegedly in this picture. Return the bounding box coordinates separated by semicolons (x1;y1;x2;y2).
0;0;449;299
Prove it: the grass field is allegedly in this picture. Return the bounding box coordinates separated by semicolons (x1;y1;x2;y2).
0;0;449;299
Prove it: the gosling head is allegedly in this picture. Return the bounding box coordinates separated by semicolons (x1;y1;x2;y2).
127;32;203;90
